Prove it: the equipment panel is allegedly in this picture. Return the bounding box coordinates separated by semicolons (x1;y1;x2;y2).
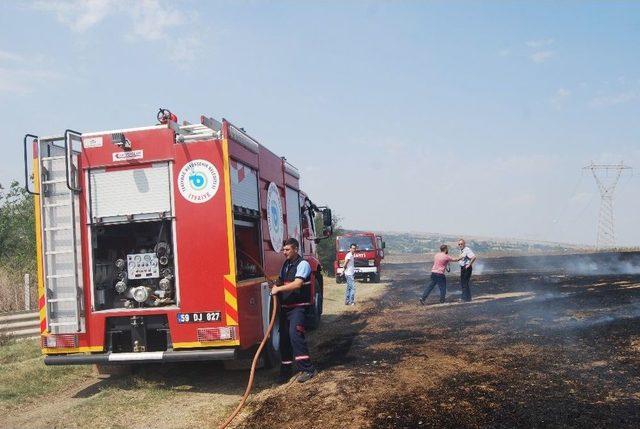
127;253;160;279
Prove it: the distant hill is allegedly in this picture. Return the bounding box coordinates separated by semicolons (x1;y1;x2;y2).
345;231;588;256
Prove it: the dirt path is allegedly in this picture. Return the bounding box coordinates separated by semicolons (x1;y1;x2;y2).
235;254;640;428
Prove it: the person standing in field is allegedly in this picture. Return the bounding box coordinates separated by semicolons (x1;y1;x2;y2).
420;245;463;304
458;239;477;302
343;243;357;305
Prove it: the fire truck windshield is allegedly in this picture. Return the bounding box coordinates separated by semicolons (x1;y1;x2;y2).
338;236;375;251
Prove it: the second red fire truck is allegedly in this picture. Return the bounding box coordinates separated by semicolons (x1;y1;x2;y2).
24;109;332;368
334;232;385;283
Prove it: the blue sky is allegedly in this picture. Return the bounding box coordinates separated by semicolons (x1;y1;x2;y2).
1;1;639;246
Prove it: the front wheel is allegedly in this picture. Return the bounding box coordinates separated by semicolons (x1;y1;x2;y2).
372;272;381;283
336;275;344;284
306;277;322;330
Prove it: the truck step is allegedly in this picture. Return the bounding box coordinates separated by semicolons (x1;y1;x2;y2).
41;156;67;161
44;225;72;232
49;321;79;327
47;297;77;303
43;202;71;208
45;249;74;255
46;273;74;279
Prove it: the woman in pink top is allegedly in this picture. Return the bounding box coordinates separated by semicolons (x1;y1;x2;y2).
419;245;463;305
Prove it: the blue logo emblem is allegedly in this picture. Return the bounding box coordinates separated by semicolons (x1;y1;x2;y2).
189;172;207;190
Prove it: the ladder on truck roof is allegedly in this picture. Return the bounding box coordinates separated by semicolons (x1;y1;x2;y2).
26;131;85;334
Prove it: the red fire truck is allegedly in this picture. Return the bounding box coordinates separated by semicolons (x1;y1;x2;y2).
23;109;332;367
334;232;385;283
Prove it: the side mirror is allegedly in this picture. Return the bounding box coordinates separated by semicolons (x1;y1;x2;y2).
322;208;332;227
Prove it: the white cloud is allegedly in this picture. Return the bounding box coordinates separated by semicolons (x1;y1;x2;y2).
526;38;554;48
498;48;510;57
128;0;185;41
168;35;204;69
525;38;555;63
0;67;62;94
33;0;188;41
32;0;203;69
530;50;554;63
32;0;116;32
551;88;571;109
588;91;639;108
0;50;23;62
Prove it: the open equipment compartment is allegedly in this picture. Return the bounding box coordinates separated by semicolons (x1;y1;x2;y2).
91;219;176;310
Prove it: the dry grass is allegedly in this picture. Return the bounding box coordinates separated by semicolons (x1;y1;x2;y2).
0;277;389;429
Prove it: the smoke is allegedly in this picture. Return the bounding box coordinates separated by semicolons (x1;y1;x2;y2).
473;262;485;275
563;258;640;276
480;251;640;276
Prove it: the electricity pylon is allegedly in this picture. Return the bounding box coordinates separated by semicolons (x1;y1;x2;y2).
583;162;632;249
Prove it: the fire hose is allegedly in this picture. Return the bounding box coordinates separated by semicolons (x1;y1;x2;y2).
218;251;280;429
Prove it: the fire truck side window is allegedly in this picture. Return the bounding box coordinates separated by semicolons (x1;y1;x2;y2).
230;159;263;281
234;215;262;280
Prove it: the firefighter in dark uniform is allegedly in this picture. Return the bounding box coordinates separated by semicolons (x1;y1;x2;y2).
270;237;318;384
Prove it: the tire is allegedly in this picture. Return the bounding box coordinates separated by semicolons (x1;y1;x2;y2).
306;277;322;330
373;272;381;283
263;304;281;369
336;275;344;284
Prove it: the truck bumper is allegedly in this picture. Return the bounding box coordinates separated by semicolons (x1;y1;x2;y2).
337;267;378;275
44;348;236;365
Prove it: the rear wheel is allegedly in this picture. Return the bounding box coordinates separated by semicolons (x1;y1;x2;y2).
263;303;281;369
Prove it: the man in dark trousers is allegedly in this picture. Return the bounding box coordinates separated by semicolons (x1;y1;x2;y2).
270;237;318;383
458;239;477;302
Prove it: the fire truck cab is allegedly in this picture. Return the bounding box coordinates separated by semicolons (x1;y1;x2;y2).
334;232;385;283
23;110;332;367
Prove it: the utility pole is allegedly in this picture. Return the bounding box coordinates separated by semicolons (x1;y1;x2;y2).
583;162;632;250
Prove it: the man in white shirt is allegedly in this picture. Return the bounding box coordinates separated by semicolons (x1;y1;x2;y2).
343;244;357;305
458;239;477;302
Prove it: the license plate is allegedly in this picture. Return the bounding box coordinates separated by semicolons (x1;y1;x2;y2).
177;312;221;324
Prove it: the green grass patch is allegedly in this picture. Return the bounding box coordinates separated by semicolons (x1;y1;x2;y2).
0;338;41;364
0;340;93;408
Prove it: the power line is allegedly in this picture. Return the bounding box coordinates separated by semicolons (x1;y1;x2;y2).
583;162;632;250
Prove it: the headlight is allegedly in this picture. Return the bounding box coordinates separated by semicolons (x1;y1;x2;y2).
132;286;150;303
368;259;375;266
115;281;127;294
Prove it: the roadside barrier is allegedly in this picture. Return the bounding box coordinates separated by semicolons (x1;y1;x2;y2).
0;311;39;340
